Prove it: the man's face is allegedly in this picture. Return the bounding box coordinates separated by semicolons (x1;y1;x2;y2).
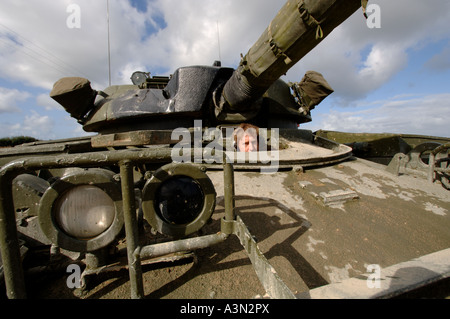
238;133;258;152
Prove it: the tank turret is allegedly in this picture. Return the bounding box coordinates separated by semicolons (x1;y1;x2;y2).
50;0;364;133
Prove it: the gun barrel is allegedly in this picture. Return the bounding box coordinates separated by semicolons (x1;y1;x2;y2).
220;0;364;111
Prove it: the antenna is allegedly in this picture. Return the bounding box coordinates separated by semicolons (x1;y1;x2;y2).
216;20;222;62
107;0;112;86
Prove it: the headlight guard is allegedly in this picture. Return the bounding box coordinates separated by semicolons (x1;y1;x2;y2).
142;163;216;238
38;168;124;252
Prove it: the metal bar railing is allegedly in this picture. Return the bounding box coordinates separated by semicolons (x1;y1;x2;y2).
0;147;238;299
1;146;297;299
0;167;26;299
0;148;171;299
120;160;145;299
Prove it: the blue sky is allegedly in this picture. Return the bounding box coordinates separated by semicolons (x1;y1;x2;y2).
0;0;449;140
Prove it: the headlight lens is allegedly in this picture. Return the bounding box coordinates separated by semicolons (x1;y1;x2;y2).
39;168;124;252
142;163;216;238
54;185;115;240
155;176;204;225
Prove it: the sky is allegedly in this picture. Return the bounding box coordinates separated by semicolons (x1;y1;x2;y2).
0;0;449;140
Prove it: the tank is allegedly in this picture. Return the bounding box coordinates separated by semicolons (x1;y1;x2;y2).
1;0;449;301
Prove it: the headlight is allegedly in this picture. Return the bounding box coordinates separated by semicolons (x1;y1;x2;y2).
54;185;115;240
142;163;216;238
39;168;124;252
156;176;204;225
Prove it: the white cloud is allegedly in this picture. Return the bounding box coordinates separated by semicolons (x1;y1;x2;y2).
143;0;283;69
0;87;30;113
286;0;450;102
22;111;54;138
358;44;408;85
23;111;52;131
1;0;449;93
0;110;53;138
0;0;287;89
36;93;60;111
304;93;450;138
0;1;135;89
